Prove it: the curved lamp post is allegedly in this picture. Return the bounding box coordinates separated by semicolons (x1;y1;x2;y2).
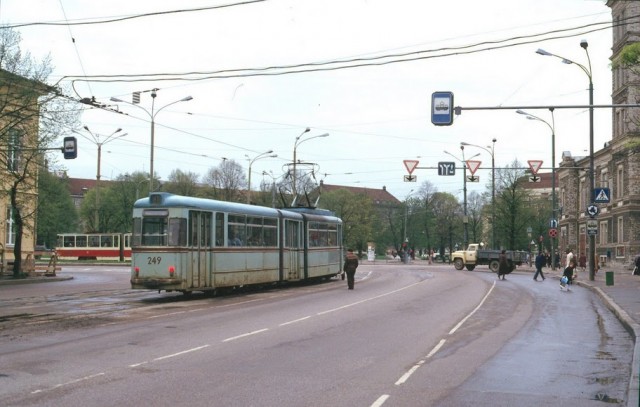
516;109;557;269
80;126;127;231
292;129;329;197
111;90;193;192
460;138;497;249
537;40;594;280
444;146;480;248
246;150;277;204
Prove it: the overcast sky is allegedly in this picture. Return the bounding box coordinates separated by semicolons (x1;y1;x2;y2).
1;0;613;201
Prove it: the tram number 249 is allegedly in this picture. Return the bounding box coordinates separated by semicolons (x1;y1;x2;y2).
147;256;162;265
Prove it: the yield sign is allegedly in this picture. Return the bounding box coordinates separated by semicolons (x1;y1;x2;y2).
403;160;419;175
466;160;481;176
528;160;543;175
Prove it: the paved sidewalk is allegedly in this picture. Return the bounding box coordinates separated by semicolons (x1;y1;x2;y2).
519;261;640;407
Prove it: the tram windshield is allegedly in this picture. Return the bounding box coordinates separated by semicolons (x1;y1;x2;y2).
133;210;186;247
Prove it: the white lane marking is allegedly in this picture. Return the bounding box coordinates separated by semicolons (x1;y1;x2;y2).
222;328;269;342
31;372;105;394
129;345;211;367
279;316;311;326
370;394;390;407
448;280;496;335
426;338;446;358
394;280;496;387
317;281;425;316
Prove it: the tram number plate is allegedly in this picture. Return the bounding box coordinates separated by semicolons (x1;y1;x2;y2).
147;256;162;264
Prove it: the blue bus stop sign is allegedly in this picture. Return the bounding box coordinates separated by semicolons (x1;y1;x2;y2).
431;91;454;126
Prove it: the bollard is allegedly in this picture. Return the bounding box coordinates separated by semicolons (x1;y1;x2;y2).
605;271;614;286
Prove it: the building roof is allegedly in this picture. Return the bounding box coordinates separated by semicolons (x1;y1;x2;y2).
319;181;402;205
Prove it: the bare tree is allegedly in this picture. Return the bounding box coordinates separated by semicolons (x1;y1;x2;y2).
164;169;200;196
202;159;246;202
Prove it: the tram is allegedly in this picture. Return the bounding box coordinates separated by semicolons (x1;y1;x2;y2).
56;233;132;260
130;192;343;294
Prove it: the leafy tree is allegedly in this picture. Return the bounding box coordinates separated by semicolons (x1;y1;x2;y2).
430;192;461;257
495;159;530;250
164;169;200;196
36;171;78;248
321;189;376;254
0;27;80;276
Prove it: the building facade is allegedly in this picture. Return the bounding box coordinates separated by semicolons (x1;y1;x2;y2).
557;1;640;266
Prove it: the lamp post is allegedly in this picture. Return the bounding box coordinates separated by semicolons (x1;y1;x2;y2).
292;129;329;197
111;89;193;193
537;40;594;280
516;108;557;270
80;126;127;231
246;150;277;204
403;189;415;264
262;171;277;208
444;146;480;248
460;138;497;249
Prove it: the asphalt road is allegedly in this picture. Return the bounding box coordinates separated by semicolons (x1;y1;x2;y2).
0;264;633;406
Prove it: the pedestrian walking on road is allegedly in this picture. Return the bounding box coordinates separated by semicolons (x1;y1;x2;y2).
498;250;510;281
343;248;359;290
534;251;546;281
561;259;577;291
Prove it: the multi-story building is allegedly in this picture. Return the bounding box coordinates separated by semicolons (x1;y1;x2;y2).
557;1;640;266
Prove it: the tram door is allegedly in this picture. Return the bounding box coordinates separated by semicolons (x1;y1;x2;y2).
188;211;211;288
285;219;302;280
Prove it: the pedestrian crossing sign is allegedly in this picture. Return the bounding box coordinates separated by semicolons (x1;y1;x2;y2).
594;188;610;203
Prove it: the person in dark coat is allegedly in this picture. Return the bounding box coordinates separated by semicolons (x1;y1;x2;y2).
497;249;510;280
343;248;359;290
534;251;546;281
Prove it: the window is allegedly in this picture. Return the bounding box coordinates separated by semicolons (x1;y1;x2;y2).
6;129;21;172
617;165;624;199
617;216;624;243
599;221;608;245
5;207;15;246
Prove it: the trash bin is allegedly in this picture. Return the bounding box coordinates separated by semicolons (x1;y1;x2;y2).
606;271;614;286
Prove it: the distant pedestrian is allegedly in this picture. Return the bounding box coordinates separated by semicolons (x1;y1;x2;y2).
534;251;546;281
578;253;587;272
561;259;577;291
343;248;359;290
633;254;640;276
497;250;510;280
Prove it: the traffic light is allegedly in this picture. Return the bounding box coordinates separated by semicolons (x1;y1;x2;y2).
63;136;77;159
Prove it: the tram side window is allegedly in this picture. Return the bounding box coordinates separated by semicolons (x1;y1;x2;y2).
215;213;224;246
285;220;300;248
132;218;142;247
309;222;329;247
228;214;245;246
263;218;277;247
168;218;187;246
101;236;114;247
63;236;75;247
77;235;87;247
246;216;263;246
89;235;100;247
327;224;337;246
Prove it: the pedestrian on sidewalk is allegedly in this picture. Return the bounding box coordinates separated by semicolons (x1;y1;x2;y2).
534;251;546;281
633;253;640;276
343;248;359;290
561;259;577;291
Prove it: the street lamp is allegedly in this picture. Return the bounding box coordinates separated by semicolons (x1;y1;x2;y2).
444;146;480;248
516;108;557;270
246;150;277;204
80;126;127;231
537;40;595;280
460;138;497;249
262;171;277;208
111;89;193;192
292;129;329;197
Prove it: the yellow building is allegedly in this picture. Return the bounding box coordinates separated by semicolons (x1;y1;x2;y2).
0;69;53;274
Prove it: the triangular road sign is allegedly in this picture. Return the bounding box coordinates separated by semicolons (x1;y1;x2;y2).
403;160;419;175
528;160;543;175
466;160;481;175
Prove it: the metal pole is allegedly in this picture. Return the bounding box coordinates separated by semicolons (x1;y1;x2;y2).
491;139;496;249
461;145;468;248
588;76;595;281
149;90;157;192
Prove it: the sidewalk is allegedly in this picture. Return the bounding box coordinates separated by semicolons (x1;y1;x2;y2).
520;261;640;407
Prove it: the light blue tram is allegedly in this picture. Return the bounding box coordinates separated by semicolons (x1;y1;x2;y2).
131;193;343;294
